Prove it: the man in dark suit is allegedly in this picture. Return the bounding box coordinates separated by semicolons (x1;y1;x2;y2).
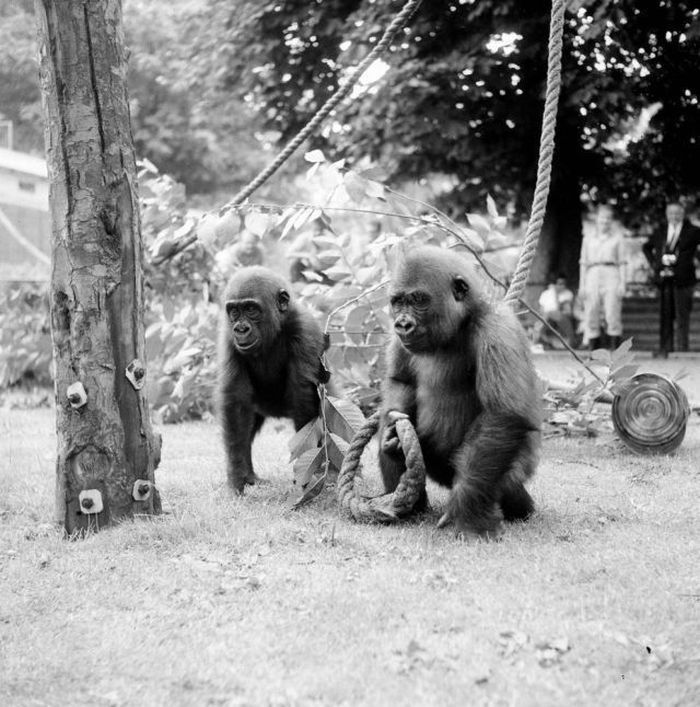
643;201;700;354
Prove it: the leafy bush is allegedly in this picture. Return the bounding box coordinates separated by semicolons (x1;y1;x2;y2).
139;161;223;423
144;300;219;423
0;157;524;425
0;281;52;388
225;151;521;412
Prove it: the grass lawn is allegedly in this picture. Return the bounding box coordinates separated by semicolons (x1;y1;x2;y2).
1;403;699;707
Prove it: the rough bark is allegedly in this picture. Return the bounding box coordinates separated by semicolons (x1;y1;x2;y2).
35;0;161;533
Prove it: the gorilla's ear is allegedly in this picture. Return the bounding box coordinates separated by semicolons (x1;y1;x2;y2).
452;276;470;301
277;289;290;312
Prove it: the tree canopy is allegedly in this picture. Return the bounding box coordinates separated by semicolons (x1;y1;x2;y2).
0;0;44;153
4;0;698;279
124;0;266;197
202;0;699;232
0;0;267;198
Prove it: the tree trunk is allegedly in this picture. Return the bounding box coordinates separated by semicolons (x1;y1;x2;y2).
35;0;161;533
526;119;584;303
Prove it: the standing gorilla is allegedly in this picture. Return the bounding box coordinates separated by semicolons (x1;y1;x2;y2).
379;246;542;537
218;266;327;493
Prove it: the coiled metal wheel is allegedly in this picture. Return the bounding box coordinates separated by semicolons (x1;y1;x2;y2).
612;373;690;455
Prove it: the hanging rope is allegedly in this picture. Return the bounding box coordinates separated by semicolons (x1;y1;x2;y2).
221;0;424;213
504;0;566;304
154;0;424;264
337;0;567;523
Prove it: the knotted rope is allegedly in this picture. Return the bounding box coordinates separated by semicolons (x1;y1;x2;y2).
337;412;426;522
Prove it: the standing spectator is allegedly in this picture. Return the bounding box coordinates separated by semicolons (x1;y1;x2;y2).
537;274;576;348
642;201;700;355
579;204;627;350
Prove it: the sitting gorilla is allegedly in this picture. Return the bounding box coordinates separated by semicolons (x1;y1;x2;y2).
217;266;328;493
379;245;542;537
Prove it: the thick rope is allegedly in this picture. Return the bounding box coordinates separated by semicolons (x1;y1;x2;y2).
504;0;566;305
221;0;424;213
337;412;426;522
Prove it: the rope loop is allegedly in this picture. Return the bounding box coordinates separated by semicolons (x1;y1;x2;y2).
337;412;426;523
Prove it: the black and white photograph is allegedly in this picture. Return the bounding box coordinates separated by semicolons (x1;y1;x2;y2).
1;1;699;705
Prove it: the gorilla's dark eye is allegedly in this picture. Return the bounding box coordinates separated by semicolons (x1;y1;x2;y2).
244;303;261;319
411;292;430;309
390;294;404;308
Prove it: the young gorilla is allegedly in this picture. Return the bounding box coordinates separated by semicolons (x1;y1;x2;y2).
218;267;327;493
379;246;542;537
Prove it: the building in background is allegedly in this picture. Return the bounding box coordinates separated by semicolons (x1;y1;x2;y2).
0;145;50;281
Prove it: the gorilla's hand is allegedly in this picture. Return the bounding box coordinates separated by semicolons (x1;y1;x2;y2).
380;410;409;455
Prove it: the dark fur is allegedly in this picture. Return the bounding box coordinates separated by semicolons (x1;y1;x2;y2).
379;246;542;537
217;266;327;493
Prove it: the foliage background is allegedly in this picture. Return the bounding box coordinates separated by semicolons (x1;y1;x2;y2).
1;0;698;414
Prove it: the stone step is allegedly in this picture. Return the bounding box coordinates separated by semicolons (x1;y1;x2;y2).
622;296;700;351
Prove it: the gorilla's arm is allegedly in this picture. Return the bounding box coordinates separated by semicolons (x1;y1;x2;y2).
443;308;541;533
377;338;418;492
218;345;258;492
381;338;416;416
283;311;327;431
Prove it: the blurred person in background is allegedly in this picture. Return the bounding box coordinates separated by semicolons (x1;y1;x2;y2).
642;201;700;355
537;273;577;349
579;204;627;350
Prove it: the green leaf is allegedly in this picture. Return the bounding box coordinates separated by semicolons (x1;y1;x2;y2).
610;337;634;365
466;212;492;236
280;209;300;240
317;251;341;269
366;180;386;200
325;433;349;472
288;418;322;459
304;149;326;163
291;472;327;510
306;162;321;179
344;304;372;345
323;396;366;443
486;194;499;219
610;364;639;387
590;348;611;365
323;265;353;282
292;447;325;489
313;236;340;251
355;265;381;286
244;211;270;237
289;206;312;233
343;171;368;203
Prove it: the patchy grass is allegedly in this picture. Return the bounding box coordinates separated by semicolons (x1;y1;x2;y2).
1;404;699;707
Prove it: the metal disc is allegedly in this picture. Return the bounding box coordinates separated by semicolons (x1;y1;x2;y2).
612;373;690;455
